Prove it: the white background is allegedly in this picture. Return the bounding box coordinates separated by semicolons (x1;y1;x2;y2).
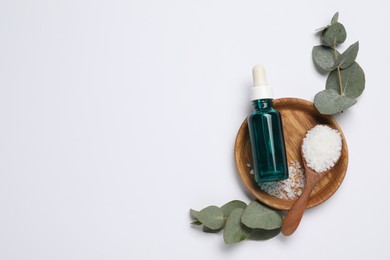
0;0;389;259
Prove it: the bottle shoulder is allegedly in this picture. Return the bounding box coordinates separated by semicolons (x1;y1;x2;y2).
248;108;281;118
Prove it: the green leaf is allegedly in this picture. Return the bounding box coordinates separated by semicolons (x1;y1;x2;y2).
241;201;282;230
314;89;357;115
331;12;339;24
221;200;247;219
315;25;330;32
321;22;347;47
223;208;250;244
197;206;225;230
312;45;339;71
191;220;202;225
338;41;359;69
190;209;203;225
248;228;281;241
203;226;223;233
190;209;200;220
326;62;365;98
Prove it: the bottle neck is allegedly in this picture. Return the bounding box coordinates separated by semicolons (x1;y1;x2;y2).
252;99;273;111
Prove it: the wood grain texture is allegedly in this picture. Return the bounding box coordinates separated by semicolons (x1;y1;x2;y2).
281;166;327;236
234;98;348;210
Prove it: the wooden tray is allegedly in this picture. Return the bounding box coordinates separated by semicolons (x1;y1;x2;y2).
234;98;348;210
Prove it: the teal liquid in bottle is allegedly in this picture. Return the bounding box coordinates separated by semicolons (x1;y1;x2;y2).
248;65;288;183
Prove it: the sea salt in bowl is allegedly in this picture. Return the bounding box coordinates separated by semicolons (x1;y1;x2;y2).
234;98;348;211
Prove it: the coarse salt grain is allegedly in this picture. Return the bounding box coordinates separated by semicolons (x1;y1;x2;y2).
302;125;342;173
250;161;306;200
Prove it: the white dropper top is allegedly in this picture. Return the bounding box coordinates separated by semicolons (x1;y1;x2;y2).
250;65;273;101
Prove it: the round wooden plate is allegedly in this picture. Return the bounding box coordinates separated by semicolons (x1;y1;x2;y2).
234;98;348;210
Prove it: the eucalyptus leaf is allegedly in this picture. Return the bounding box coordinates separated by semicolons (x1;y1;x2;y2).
326;62;365;98
331;12;339;24
191;220;202;225
203;226;223;233
223;208;250;244
315;25;330;32
338;41;359;69
197;206;225;230
190;209;200;220
321;22;347;47
314;89;357;115
312;45;339;71
249;228;280;241
221;200;247;219
241;201;282;230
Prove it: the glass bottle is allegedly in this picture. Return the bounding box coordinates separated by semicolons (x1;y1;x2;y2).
248;65;288;183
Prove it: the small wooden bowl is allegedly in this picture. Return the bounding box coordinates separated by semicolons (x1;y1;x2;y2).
234;98;348;210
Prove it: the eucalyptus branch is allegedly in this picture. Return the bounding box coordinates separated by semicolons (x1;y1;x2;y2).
312;12;365;115
333;43;343;95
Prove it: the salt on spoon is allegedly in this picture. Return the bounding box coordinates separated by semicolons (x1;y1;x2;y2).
281;124;342;236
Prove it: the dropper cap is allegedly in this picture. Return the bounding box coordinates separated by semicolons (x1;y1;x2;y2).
250;65;273;101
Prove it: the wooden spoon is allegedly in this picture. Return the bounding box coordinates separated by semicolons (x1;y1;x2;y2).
281;127;341;236
281;157;330;236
